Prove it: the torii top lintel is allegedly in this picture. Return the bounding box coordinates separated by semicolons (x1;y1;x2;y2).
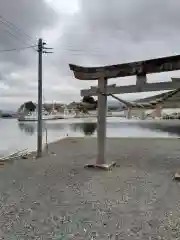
69;54;180;80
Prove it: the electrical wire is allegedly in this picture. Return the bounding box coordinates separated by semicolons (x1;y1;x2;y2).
1;25;37;52
0;15;37;52
0;45;38;53
2;28;25;43
0;15;34;42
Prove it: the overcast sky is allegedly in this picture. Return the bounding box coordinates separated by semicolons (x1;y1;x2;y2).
0;0;180;110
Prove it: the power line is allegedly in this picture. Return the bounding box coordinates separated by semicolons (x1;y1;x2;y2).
2;27;28;43
0;15;37;52
0;22;37;53
0;45;38;53
0;15;34;42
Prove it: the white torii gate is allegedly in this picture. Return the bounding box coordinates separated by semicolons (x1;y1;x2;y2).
69;54;180;170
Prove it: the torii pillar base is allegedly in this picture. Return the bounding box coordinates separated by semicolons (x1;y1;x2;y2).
84;77;116;170
84;162;116;170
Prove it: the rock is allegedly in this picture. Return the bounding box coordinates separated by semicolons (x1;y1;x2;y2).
173;172;180;181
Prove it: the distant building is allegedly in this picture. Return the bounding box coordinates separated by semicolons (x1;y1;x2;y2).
18;102;66;113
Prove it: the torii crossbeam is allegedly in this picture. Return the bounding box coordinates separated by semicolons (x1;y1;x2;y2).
69;54;180;170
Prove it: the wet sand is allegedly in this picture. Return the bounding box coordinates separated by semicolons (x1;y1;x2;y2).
0;137;180;239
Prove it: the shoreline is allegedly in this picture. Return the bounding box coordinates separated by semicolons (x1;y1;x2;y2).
1;134;180;162
2;135;180;162
2;116;180;159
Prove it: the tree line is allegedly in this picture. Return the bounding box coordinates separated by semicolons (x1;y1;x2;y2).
18;96;98;113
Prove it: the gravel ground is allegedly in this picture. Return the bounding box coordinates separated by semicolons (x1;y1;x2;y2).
0;137;180;239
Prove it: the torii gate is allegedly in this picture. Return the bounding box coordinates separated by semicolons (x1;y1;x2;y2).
69;54;180;170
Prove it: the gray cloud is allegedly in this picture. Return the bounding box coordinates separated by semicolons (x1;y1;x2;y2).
80;0;180;41
57;0;180;85
0;0;57;67
0;0;58;106
1;0;180;108
0;0;57;44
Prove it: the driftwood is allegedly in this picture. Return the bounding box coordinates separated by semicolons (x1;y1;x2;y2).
0;144;54;164
0;149;29;163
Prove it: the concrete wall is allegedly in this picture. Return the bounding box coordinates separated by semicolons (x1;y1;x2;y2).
124;109;146;119
125;106;163;118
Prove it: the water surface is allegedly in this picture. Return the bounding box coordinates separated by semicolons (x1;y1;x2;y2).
1;117;180;156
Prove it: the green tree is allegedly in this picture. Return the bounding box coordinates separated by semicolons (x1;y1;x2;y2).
24;101;36;111
18;101;36;113
82;96;95;104
82;96;97;110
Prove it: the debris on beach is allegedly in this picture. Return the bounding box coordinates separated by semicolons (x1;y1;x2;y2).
0;149;30;163
174;172;180;181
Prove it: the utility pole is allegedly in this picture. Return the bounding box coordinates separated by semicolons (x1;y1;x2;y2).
37;38;43;158
36;38;53;158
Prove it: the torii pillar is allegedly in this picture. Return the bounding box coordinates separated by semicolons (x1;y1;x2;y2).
127;108;132;119
97;77;107;165
85;77;116;169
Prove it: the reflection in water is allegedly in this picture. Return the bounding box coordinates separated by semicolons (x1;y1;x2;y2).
18;121;97;137
135;121;180;136
18;123;36;136
44;122;68;130
71;122;97;136
18;121;68;136
18;119;180;138
5;118;180;159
